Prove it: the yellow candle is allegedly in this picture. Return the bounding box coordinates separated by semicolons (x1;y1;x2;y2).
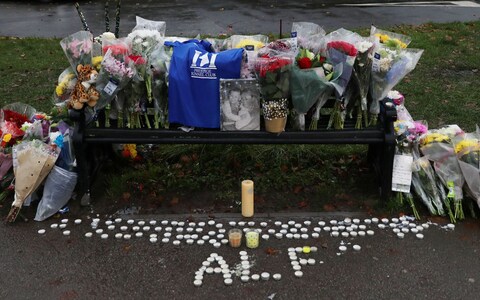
241;180;254;217
245;230;259;249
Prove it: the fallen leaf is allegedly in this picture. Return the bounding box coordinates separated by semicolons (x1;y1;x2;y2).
265;247;279;255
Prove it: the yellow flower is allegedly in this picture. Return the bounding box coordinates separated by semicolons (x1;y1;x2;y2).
454;139;480;154
3;133;12;143
422;133;450;146
125;144;137;159
375;33;390;43
92;56;103;71
55;73;76;96
234;39;265;50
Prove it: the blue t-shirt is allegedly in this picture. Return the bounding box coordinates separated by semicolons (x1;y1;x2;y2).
166;40;244;128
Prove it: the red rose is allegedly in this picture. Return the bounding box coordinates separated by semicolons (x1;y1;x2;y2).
327;41;358;57
297;57;312;69
127;55;146;65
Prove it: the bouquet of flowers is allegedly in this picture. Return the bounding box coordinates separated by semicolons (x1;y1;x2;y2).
7;139;60;222
95;48;135;110
420;125;466;220
346;38;375;129
60;31;94;74
291;22;326;54
290;47;341;130
127;17;165;104
254;53;294;132
411;154;443;216
369;27;422;125
149;43;173;128
318;29;359;129
53;67;77;107
452;127;480;210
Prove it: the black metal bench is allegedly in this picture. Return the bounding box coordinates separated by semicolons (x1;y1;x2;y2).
70;99;397;205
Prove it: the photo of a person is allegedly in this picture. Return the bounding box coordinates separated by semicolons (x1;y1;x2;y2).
220;79;260;131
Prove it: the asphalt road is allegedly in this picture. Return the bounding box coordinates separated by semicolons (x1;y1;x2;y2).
1;210;479;299
0;1;479;38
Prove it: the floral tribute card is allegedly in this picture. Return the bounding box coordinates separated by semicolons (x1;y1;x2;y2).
220;79;261;131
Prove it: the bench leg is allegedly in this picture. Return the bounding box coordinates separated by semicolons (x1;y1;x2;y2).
71;109;91;206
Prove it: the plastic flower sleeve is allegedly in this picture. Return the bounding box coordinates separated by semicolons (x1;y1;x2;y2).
131;16;166;35
95;48;135;109
53;67;77;106
149;43;172;128
411;156;440;215
370;26;411;50
60;31;94;74
452;132;480;208
34;165;78;222
229;35;269;50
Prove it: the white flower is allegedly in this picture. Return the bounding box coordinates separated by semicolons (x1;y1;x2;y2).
379;57;392;72
356;41;373;53
323;63;333;72
101;32;116;41
387;90;402;100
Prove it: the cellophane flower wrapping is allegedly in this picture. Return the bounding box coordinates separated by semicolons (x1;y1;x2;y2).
369;27;423;124
420;125;466;219
229;35;269;79
347;37;375;129
291;22;326;54
411;154;442;215
452;128;480;208
60;31;94;75
128;17;165;104
254;54;294;120
371;26;411;50
53;67;77;107
8;139;59;221
95;48;135;110
149;43;173;128
290;48;342;130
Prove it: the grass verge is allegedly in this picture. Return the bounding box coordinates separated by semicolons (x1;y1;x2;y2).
1;21;479;215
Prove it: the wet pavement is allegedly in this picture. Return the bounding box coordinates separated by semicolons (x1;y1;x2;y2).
1;210;479;299
0;1;479;38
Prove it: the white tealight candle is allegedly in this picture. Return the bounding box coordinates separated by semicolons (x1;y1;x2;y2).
38;229;46;235
74;219;82;225
223;273;232;279
115;233;123;239
381;218;389;224
101;234;108;239
96;229;104;234
63;230;71;236
50;224;58;229
290;228;298;233
138;221;145;226
310;246;318;252
216;223;223;229
324;226;331;232
173;240;181;246
364;219;372;224
353;245;361;251
221;239;228;245
281;224;289;229
311;233;320;238
262;234;269;240
275;233;283;239
307;258;316;265
176;227;184;233
239;251;247;256
350;231;358;237
260;222;268;227
177;235;184;240
422;223;429;229
149;220;157;225
178;222;185;227
85;232;93;238
171;221;178;226
318;221;326;226
447;223;455;230
61;219;68;224
343;218;352;225
416;233;424;239
186;239;194;245
268;229;276;234
224;278;233;285
214;242;221;248
339;246;347;252
358;231;365;237
397;232;405;239
162;238;169;243
293;234;301;239
391;218;399;223
208;220;215;226
301;234;309;240
261;272;270;280
341;232;349;238
299;259;308;266
288;220;295;226
293;265;301;271
401;228;409;233
135;232;143;238
155;227;162;232
161;220;169;225
294;271;303;278
229;221;236;226
286;233;293;239
105;220;113;226
115;218;123;223
241;276;249;282
371;218;379;223
358;225;366;230
393;228;400;234
274;221;282;226
367;230;375;236
132;226;140;232
108;225;115;231
197;240;204;245
378;224;386;229
59;224;67;229
273;273;282;281
194;280;202;287
164;232;172;238
143;226;151;232
300;228;308;233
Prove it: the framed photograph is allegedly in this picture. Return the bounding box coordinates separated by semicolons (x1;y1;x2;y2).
220;79;261;131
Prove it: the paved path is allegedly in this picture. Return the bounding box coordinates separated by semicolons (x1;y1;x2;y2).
0;1;479;38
